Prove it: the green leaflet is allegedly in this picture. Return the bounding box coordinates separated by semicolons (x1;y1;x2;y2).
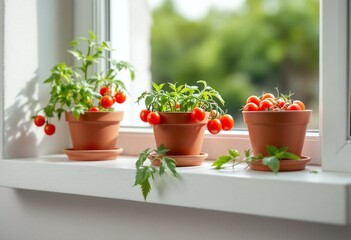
134;144;179;201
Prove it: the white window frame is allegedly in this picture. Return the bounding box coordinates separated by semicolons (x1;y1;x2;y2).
321;0;351;172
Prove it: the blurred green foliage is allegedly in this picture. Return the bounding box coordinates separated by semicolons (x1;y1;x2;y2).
150;0;319;127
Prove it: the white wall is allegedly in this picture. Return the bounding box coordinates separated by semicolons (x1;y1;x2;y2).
1;1;351;240
1;187;351;240
1;0;73;159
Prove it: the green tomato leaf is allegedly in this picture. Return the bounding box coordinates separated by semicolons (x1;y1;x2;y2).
212;155;233;169
266;145;279;155
134;166;155;201
262;156;280;173
228;149;240;158
159;156;177;177
135;148;151;169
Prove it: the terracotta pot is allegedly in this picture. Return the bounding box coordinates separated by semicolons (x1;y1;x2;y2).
242;110;311;157
152;112;208;155
65;111;123;150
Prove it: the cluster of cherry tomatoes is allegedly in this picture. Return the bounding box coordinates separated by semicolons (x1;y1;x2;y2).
243;92;306;111
33;115;56;136
89;86;127;111
139;107;234;135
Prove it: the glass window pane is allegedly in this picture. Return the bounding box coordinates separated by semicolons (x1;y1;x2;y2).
147;0;319;129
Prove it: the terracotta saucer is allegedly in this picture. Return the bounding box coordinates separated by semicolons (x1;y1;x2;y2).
149;152;208;167
64;148;123;161
250;155;311;172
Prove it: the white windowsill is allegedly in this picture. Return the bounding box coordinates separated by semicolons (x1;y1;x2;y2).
0;154;350;225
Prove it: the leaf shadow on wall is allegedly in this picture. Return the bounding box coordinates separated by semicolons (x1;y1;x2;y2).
3;72;67;158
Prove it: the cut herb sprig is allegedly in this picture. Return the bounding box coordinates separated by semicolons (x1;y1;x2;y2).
212;145;299;173
134;144;178;200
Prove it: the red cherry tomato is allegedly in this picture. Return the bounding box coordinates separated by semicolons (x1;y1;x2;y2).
220;114;234;131
101;95;114;109
99;86;110;96
207;119;222;135
147;112;161;125
293;100;305;110
44;123;56;136
262;93;275;100
246;95;261;106
259;99;274;111
276;98;286;108
89;106;100;112
114;91;127;104
287;103;302;110
243;102;259;111
175;103;180;109
33;115;45;127
140;109;151;123
191;107;206;122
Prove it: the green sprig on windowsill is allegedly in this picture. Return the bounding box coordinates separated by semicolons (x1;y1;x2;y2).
134;144;179;200
212;145;299;173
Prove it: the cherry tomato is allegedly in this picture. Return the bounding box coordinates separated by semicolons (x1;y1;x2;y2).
191;107;206;122
101;95;114;109
209;110;219;119
262;93;275;100
243;102;259;111
33;115;45;127
293;100;305;110
99;86;109;96
89;106;100;112
207;119;222;135
246;95;261;106
276;98;286;108
44;123;56;136
259;99;274;111
147;112;161;125
114;91;127;104
140;109;151;123
175;103;180;109
220;114;234;131
287;103;302;110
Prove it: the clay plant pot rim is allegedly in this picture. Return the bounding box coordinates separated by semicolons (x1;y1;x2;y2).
243;110;312;125
65;111;124;122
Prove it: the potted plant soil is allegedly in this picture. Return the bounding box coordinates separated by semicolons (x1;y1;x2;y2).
134;81;234;200
32;32;135;161
242;90;312;171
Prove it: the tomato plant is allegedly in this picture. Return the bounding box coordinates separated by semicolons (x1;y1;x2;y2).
44;123;56;136
34;31;135;131
207;119;222;135
137;81;225;114
33;115;45;127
